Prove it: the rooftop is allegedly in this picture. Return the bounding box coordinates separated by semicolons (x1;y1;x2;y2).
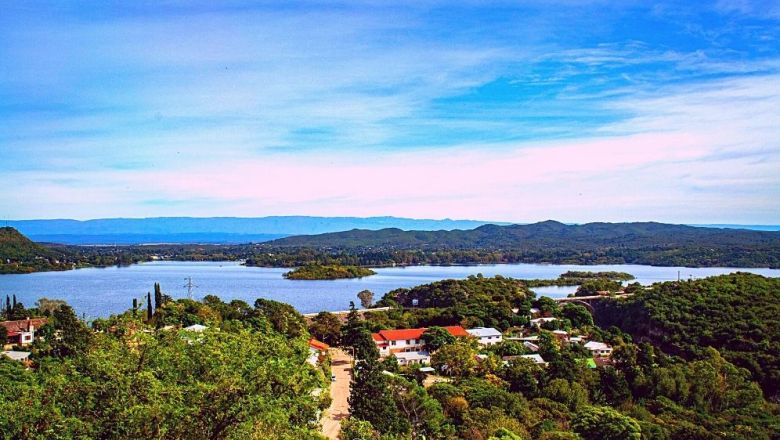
466;327;502;338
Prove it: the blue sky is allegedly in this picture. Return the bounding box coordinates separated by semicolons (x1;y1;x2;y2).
1;0;779;223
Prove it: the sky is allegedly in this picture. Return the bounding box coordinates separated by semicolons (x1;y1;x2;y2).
1;0;779;224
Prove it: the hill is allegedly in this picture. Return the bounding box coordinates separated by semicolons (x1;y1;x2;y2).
268;221;780;267
597;273;780;401
0;227;73;274
6;216;506;244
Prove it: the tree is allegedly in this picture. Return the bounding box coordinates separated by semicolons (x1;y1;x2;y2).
571;406;641;440
309;311;341;346
561;303;593;328
431;342;478;377
349;359;406;435
154;283;163;309
501;357;544;397
422;326;456;352
146;291;153;321
357;290;374;308
341;301;364;348
253;298;307;338
534;296;560;316
51;304;92;357
0;326;6;346
340;418;380;440
35;298;67;316
387;374;451;439
352;328;379;363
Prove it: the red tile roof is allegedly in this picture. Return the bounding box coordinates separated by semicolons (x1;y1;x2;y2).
371;326;468;342
308;338;330;351
0;318;47;337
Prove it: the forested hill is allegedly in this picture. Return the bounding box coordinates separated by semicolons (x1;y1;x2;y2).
267;221;780;267
597;273;780;401
0;227;73;273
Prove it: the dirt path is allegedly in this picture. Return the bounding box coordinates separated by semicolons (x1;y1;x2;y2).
322;348;353;439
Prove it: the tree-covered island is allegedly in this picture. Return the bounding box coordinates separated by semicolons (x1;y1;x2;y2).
283;264;376;280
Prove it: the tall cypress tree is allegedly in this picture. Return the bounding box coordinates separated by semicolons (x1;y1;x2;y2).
154;283;162;309
4;295;9;317
132;298;138;317
349;359;406;435
12;295;16;309
146;292;153;321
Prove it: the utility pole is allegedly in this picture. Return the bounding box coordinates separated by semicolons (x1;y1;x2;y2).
184;277;197;300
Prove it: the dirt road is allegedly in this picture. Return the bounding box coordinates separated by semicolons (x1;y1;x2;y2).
322;348;353;439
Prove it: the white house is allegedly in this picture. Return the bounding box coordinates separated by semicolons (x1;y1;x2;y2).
1;351;30;362
394;351;431;366
307;339;330;366
584;341;613;357
530;317;558;328
520;354;548;366
183;324;207;333
466;327;503;345
523;341;540;352
372;326;468;357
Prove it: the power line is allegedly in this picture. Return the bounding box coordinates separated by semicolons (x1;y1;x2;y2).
183;277;197;300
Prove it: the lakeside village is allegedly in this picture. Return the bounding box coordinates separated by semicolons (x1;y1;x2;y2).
2;295;615;376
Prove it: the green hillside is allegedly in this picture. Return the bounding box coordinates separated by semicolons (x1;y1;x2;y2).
0;227;72;274
267;221;780;267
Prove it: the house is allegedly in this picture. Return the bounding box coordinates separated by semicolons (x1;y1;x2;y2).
2;350;30;362
552;330;569;342
584;341;613;357
307;338;330;366
0;318;47;346
530;317;557;328
394;351;431;366
528;307;541;318
523;341;540;352
182;324;207;333
372;326;468;357
466;327;503;345
520;354;548;366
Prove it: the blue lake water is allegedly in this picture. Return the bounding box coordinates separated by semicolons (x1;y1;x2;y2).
1;261;779;319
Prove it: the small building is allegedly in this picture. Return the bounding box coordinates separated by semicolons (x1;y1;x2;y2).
394;351;431;366
520;354;548;366
466;327;503;345
1;350;30;362
528;307;541;318
523;341;540;352
530;317;557;328
552;330;569;342
0;318;47;346
584;341;613;357
183;324;207;333
307;338;330;366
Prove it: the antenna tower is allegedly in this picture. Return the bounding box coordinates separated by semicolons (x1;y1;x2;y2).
184;277;197;300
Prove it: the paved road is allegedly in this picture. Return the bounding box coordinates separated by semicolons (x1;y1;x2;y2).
322;348;353;439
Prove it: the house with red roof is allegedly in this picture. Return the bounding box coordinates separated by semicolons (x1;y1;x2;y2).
371;326;467;358
1;318;47;347
307;338;330;366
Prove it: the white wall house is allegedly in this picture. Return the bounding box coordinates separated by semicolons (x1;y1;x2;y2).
584;341;613;357
466;327;503;345
394;351;431;366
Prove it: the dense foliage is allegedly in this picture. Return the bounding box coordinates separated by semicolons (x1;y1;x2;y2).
0;294;328;439
283;264;376;280
598;273;780;401
0;227;76;274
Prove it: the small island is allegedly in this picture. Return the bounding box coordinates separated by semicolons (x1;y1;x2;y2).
283;264;376;280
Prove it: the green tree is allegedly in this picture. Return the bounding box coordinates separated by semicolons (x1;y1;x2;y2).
340;417;380;440
0;326;6;346
253;298;307;338
561;303;593;328
51;304;92;358
387;374;452;439
422;326;456;352
431;342;478;377
571;406;641;440
357;289;374;308
501;357;544;397
146;291;153;321
349;359;406;435
309;311;342;346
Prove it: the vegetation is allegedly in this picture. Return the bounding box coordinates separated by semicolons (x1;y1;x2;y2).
0;227;77;274
0;293;329;439
283;264;376;280
598;272;780;401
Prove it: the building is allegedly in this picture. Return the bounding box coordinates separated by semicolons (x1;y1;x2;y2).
372;326;468;357
394;351;431;366
1;351;30;362
466;327;503;345
520;354;547;366
523;341;540;352
307;338;330;366
584;341;613;357
530;317;557;328
0;318;47;346
551;330;569;342
182;324;207;333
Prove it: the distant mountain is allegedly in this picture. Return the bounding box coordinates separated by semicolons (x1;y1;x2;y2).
267;221;780;268
6;216;506;245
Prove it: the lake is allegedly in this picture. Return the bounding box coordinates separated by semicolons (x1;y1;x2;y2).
2;261;779;319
